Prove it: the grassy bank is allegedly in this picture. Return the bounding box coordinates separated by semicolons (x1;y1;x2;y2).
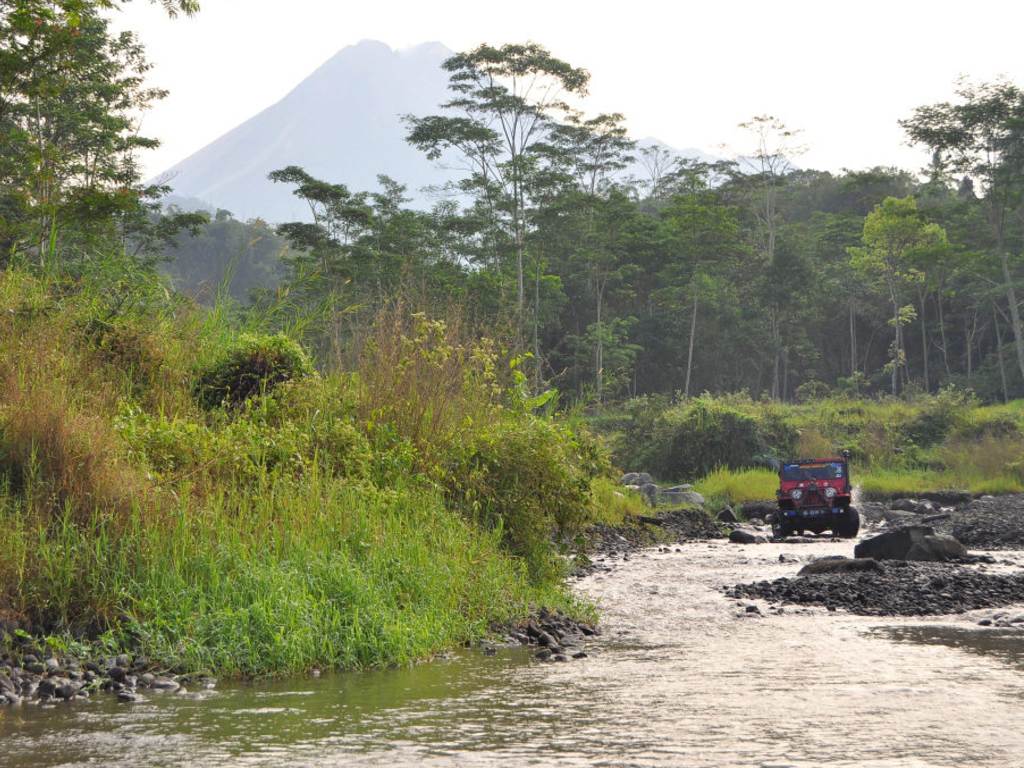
604;392;1024;506
0;263;614;676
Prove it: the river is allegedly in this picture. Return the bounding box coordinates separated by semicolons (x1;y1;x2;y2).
3;538;1024;767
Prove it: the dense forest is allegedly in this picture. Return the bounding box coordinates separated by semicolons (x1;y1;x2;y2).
161;74;1024;407
4;5;1024;405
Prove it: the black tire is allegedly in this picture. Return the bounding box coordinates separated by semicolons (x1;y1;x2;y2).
772;521;789;539
833;506;860;538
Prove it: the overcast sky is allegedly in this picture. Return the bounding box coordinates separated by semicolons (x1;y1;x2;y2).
112;0;1024;180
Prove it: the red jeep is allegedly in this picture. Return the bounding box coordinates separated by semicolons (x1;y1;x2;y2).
769;452;859;539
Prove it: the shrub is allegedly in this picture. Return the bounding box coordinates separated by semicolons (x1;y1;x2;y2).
195;333;313;410
906;388;974;448
444;417;596;582
795;380;831;403
637;396;797;481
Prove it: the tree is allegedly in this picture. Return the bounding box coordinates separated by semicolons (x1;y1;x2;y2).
902;81;1024;382
849;197;947;394
736;115;806;399
0;0;197;267
406;43;590;336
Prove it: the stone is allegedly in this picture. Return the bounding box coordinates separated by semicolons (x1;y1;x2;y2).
717;507;738;523
890;499;932;514
855;526;936;560
906;534;968;562
149;677;181;692
117;691;141;703
739;501;776;520
729;528;760;544
640;483;659;506
798;556;883;576
620;472;653;487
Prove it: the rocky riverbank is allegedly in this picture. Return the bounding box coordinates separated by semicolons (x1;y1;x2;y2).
726;560;1024;616
0;646;205;706
489;607;600;663
859;492;1024;550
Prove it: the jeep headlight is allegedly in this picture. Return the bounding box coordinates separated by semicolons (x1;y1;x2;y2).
790;488;803;500
824;487;837;498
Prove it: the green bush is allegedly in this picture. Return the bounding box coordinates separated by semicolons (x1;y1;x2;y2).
444;417;597;582
623;396;797;481
795;380;831;403
195;333;313;410
905;388;974;448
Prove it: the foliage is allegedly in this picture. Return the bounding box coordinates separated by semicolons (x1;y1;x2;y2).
619;394;797;482
194;333;314;410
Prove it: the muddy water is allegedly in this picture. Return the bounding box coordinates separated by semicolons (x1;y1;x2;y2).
4;539;1024;768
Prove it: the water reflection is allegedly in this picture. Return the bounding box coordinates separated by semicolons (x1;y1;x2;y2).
4;542;1024;767
872;624;1024;671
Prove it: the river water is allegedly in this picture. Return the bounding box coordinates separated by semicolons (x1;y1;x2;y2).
3;538;1024;767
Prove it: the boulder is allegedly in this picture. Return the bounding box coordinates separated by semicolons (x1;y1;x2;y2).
855;525;967;562
906;534;967;562
717;506;738;523
798;556;883;576
739;501;776;520
729;528;763;544
620;472;653;487
855;526;934;559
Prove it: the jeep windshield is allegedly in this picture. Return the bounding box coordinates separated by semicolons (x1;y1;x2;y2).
781;462;844;481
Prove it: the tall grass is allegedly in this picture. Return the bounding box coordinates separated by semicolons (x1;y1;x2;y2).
695;467;778;508
0;263;599;675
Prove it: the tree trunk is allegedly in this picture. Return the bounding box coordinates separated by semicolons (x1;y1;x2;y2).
999;250;1024;382
595;285;604;403
936;290;951;376
994;303;1009;403
849;301;857;376
891;300;899;396
684;296;698;397
918;287;929;392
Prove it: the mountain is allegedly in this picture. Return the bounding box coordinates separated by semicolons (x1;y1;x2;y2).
156;41;720;223
156;40;456;222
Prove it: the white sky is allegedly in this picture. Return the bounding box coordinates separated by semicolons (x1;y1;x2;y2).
112;0;1024;180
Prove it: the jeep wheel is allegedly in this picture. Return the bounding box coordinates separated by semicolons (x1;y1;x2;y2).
772;521;789;539
833;506;860;538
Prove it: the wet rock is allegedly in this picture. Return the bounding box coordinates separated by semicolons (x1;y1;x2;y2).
717;507;738;523
729;528;763;544
108;666;128;683
534;649;552;661
798;556;883;576
149;677;180;693
117;690;141;703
